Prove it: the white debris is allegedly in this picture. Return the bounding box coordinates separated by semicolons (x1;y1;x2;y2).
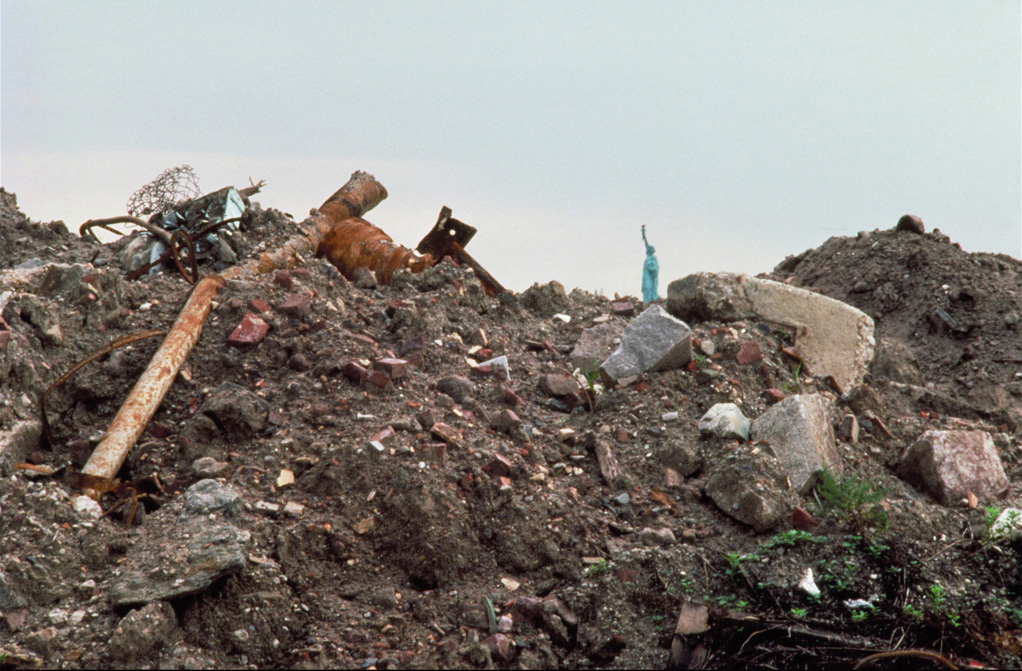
798;568;821;598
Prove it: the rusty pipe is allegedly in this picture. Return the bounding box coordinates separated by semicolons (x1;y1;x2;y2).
80;275;223;488
317;216;433;283
78;171;388;492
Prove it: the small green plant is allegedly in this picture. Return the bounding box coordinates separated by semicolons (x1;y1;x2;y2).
781;362;802;393
902;603;924;622
927;584;948;610
790;607;808;618
723;552;749;578
851;607;875;622
813;468;889;531
866;538;890;559
585;558;609;575
762;529;820;550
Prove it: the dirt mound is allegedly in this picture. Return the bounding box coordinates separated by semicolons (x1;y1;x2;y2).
1;191;1021;670
767;225;1022;427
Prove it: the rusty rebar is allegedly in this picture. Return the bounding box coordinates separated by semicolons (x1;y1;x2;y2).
78;171;389;493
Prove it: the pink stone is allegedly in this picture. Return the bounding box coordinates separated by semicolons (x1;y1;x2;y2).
227;313;269;347
899;430;1009;506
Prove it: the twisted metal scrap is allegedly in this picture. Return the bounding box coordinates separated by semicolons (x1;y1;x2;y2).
79;171;389;496
127;165;202;217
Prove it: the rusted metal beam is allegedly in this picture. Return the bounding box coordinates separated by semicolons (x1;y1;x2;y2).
78;172;389;492
417;206;506;296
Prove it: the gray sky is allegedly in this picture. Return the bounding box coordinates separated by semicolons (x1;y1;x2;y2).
3;1;1020;295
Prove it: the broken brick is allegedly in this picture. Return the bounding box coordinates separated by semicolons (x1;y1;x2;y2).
490;409;522;433
343;362;390;389
227;313;270;348
611;301;635;317
420;443;446;463
370;426;395;443
430;422;462;448
373;358;409;380
485;453;513;478
278;292;313;318
736;339;763;364
273;269;294;288
248;298;272;313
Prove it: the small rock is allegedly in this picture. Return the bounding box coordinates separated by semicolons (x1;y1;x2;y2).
283;501;305;517
191;456;230;478
371;586;400;608
538;374;579;397
638;527;677;546
436;375;474;403
107;601;179;664
698;403;752;441
895;214;925;234
837;414;859;443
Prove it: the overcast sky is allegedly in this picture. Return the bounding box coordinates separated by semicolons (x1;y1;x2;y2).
3;1;1019;295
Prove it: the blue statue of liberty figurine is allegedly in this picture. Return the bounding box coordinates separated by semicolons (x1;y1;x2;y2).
641;225;659;303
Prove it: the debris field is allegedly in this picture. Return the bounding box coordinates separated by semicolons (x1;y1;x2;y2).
1;174;1021;670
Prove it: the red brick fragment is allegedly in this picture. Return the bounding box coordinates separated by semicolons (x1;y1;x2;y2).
227;313;269;348
538;374;578;397
291;267;311;281
248;298;272;313
764;388;786;403
278;292;313;318
273;269;294;288
736;339;763;364
0;331;9;349
486;453;514;478
430;422;462;447
343;362;390;389
616;568;639;583
374;357;409;380
611;301;635;317
791;506;820;531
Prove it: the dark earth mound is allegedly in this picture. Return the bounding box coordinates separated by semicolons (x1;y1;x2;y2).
1;187;1020;670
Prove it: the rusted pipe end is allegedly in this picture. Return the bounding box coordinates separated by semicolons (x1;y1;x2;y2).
319;171;388;223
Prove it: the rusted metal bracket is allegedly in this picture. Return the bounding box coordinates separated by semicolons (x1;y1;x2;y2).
417;206;506;296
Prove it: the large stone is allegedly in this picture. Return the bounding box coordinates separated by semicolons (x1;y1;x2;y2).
751;394;841;495
0;420;42;476
698;403;752;441
897;430;1009;506
599;305;692;383
110;480;250;607
704;444;796;533
667;272;874;393
107;601;180;665
200;382;269;438
571;322;624;374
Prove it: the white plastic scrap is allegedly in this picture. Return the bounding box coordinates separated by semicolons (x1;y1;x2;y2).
798;567;821;598
478;355;511;381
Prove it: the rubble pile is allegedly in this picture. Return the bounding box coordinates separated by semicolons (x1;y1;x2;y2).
1;183;1021;669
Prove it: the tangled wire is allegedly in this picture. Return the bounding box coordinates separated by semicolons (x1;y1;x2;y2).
126;165;202;217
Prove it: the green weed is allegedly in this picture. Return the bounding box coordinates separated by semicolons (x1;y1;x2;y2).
813;468;889;531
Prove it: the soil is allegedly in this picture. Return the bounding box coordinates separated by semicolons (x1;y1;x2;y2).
1;186;1021;670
